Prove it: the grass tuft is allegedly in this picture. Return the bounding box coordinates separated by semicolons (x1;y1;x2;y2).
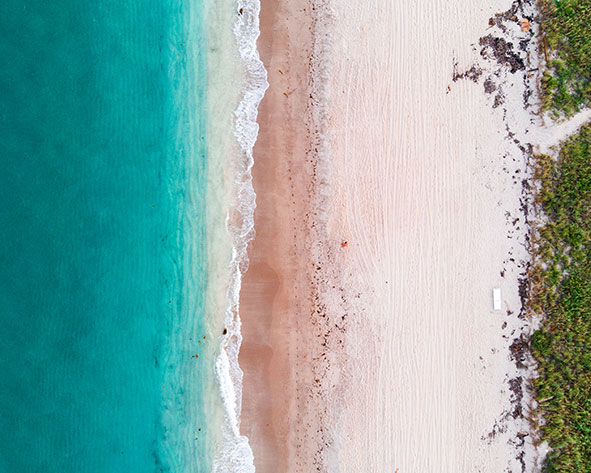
539;0;591;115
530;125;591;473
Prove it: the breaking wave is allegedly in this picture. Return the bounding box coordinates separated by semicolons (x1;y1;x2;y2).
213;0;268;471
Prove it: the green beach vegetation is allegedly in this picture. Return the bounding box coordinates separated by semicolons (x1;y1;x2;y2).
529;3;591;471
529;125;591;472
539;0;591;115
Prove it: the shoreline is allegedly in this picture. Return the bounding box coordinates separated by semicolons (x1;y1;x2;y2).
238;0;321;471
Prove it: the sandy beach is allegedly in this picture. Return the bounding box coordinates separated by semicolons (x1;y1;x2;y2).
238;0;317;471
240;0;548;471
322;0;540;470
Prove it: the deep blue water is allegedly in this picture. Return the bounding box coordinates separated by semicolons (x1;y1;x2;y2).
0;1;212;471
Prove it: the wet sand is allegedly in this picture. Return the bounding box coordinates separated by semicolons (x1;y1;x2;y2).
238;0;316;471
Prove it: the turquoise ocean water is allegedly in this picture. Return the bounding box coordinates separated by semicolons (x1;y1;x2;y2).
0;0;266;472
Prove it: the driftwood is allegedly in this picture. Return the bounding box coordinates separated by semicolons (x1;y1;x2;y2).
543;36;549;63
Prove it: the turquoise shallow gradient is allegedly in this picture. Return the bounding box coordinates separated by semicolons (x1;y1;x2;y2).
0;1;219;471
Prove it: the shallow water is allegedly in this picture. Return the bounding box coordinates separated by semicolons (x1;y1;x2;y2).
0;0;262;471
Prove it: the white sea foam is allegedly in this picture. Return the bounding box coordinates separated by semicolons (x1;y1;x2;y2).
213;0;268;471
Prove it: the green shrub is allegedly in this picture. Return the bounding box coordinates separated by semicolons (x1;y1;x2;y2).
531;125;591;472
539;0;591;114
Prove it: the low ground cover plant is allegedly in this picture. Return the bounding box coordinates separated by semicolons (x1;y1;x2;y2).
539;0;591;115
530;125;591;472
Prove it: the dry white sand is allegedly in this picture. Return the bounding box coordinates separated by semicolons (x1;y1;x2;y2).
313;0;546;471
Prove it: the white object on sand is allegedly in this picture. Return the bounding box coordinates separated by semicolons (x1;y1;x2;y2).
493;288;502;311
